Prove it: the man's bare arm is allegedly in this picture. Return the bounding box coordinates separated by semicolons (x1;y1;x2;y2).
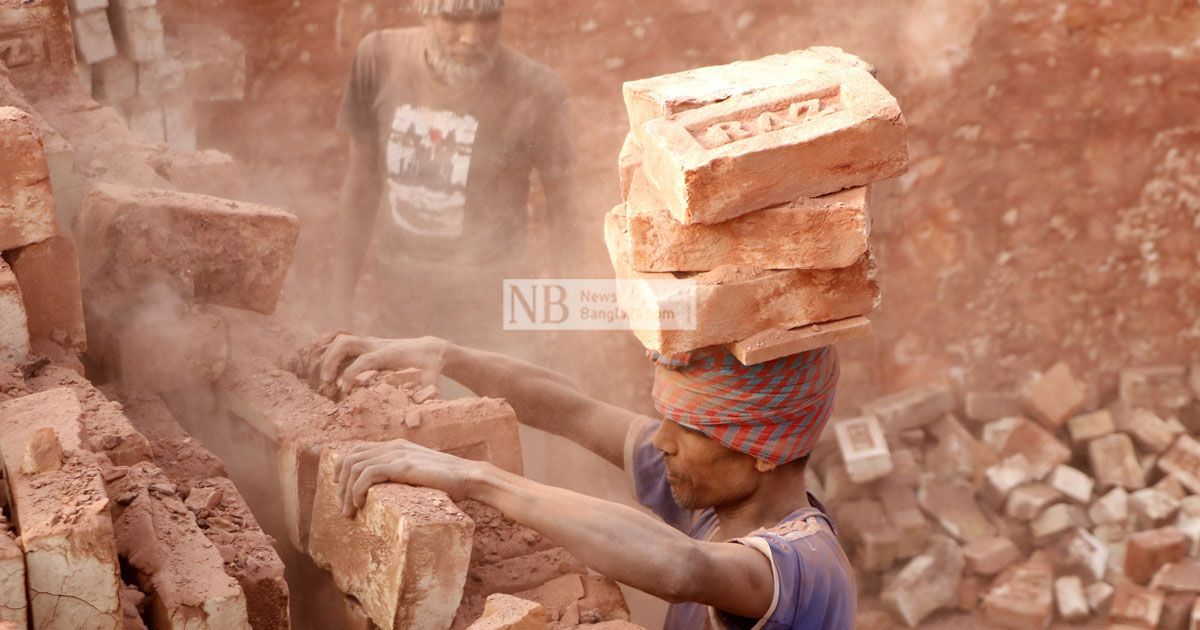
335;137;384;309
337;442;776;619
315;335;641;467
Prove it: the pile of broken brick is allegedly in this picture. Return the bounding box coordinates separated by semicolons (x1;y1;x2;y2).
606;47;908;361
822;363;1200;629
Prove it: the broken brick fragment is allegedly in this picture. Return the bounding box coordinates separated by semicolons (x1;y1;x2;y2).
1024;362;1087;430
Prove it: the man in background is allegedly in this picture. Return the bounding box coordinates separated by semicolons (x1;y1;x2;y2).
334;0;577;348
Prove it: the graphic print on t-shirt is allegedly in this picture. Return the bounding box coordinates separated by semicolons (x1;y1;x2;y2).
386;104;479;239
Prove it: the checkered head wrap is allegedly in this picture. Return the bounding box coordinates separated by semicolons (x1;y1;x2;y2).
415;0;504;15
650;347;839;465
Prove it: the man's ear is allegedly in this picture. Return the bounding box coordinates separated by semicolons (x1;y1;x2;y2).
755;459;777;473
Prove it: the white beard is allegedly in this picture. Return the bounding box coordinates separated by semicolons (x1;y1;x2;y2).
426;40;498;88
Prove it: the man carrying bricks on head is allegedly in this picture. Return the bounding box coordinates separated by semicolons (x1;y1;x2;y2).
334;0;577;346
314;334;855;629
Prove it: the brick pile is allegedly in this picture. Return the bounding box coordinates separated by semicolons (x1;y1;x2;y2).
0;358;291;629
823;362;1200;629
65;0;246;150
605;47;909;360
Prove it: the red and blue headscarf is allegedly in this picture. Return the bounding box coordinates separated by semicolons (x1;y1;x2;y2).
649;346;839;465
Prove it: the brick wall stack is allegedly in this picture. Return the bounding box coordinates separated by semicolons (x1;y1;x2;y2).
606;47;909;362
826;362;1200;628
0;106;87;368
64;0;245;151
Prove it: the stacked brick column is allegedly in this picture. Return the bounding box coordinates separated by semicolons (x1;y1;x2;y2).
63;0;246;151
607;47;909;361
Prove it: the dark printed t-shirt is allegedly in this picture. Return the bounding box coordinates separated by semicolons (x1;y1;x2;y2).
624;418;857;630
338;28;574;265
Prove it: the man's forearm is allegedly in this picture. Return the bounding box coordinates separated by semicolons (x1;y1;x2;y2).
440;343;633;466
469;464;706;602
441;343;585;427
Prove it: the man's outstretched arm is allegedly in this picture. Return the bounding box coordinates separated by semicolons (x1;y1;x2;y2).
336;440;776;619
313;335;643;467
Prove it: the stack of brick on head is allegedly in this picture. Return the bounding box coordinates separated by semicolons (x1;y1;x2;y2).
607;46;909;361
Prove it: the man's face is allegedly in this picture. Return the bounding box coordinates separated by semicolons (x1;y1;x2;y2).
652;419;760;510
427;12;503;81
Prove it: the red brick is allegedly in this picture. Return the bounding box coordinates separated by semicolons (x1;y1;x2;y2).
1153;559;1200;593
1131;487;1181;529
880;535;963;627
1024;362;1087;430
1114;404;1183;454
1127;528;1190;585
836;499;898;572
862;384;955;434
0;107;58;251
1004;484;1062;521
466;594;547;630
637;62;906;224
108;1;164;61
77;183;299;315
1049;528;1108;583
604;211;878;354
4;227;87;354
982;558;1054;629
996;417;1071;477
728;316;872;366
1054;575;1089;622
982;454;1037;507
622;46;875;131
962;537;1021;576
307;447;474;630
1066;409;1116;446
1111;581;1165;628
1161;592;1195;630
963;391;1024;424
620;169;870;272
0;0;77;84
1121;365;1194;417
1029;504;1090;546
1089;433;1146;491
917;477;996;543
72;9;117;64
0;259;29;363
1161;436;1200;495
878;479;930;559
